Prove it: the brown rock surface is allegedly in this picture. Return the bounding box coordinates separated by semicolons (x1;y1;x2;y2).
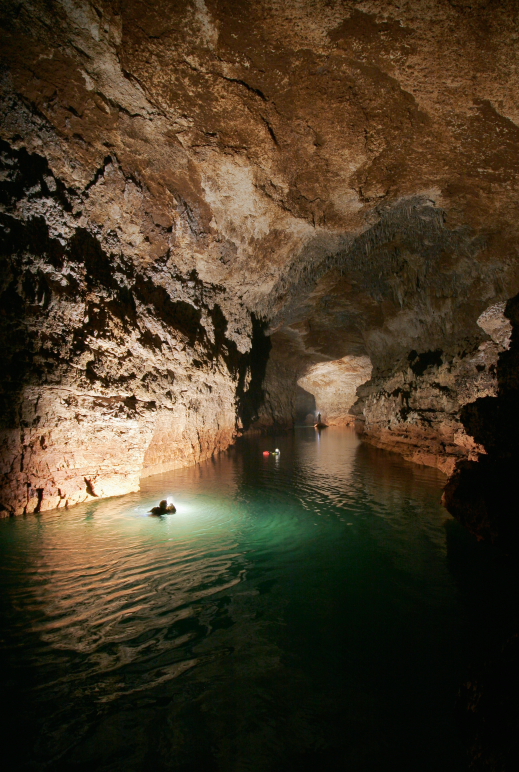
355;337;502;475
2;0;519;514
298;355;372;426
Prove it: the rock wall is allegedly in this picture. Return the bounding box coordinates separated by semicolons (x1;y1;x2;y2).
0;141;263;515
443;294;519;551
354;303;512;475
355;342;497;475
251;327;316;430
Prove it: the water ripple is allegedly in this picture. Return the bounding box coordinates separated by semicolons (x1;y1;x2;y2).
1;428;481;772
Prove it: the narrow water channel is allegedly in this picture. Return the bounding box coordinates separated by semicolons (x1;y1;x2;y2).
1;428;515;771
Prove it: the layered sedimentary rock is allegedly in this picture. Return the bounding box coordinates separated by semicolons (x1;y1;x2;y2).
2;0;519;516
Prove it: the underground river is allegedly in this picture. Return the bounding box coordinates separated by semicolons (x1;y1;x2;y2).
1;428;517;771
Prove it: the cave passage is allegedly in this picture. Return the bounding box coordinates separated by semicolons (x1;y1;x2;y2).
2;428;517;772
3;3;519;769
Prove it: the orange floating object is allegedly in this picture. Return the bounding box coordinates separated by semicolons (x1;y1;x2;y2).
263;451;270;456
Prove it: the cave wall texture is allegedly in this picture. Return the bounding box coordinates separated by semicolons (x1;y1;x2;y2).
2;0;519;517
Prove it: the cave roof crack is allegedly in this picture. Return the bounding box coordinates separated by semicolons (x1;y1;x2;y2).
83;154;113;194
118;64;170;120
179;57;268;101
260;115;279;146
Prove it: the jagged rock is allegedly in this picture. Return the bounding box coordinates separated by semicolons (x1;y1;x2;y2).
355;341;500;475
477;302;513;351
443;293;519;551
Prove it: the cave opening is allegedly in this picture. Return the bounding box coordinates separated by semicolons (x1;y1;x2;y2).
2;1;519;770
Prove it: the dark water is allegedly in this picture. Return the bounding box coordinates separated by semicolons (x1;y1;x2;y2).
0;428;516;771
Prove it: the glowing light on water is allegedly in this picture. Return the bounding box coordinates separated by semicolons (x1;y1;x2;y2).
166;500;197;517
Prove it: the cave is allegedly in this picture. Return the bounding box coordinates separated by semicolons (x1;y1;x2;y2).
1;2;519;770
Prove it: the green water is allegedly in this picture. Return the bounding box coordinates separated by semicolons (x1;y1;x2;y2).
0;428;514;771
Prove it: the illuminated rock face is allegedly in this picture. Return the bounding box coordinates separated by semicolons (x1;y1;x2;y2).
2;0;519;514
356;303;512;475
0;145;263;515
356;345;498;475
298;356;372;426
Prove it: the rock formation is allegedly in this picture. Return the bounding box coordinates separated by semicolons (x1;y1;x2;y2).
355;303;509;475
443;293;519;552
2;0;519;521
0;136;269;514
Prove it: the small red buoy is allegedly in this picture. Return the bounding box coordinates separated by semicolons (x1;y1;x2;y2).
263;451;270;456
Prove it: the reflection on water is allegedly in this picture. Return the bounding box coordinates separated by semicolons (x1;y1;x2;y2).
0;428;515;771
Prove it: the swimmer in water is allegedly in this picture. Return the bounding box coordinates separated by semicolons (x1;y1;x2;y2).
150;499;176;515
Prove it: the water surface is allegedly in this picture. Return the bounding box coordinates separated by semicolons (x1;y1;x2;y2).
0;428;513;771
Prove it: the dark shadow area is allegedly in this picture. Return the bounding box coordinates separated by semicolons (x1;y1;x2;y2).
444;520;519;772
236;314;272;430
442;295;519;770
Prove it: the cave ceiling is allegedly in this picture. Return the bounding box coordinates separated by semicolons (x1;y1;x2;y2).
3;0;519;364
